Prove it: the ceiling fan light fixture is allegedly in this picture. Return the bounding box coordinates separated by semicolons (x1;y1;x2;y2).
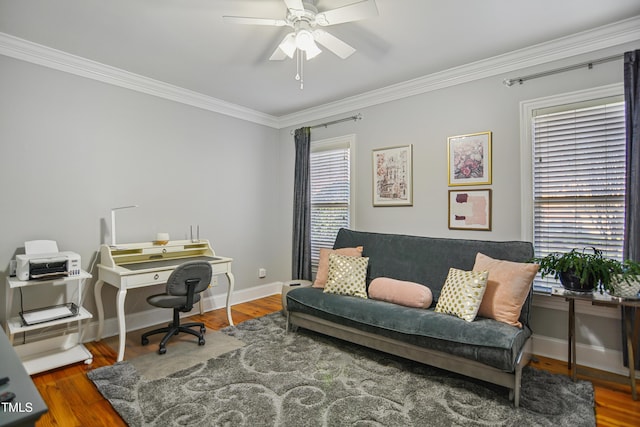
278;33;297;58
295;29;315;51
304;40;322;59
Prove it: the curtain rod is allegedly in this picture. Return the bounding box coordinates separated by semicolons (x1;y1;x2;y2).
503;54;623;87
290;113;362;135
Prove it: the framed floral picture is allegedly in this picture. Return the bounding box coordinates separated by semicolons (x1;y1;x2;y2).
447;131;492;186
448;189;492;231
372;144;413;206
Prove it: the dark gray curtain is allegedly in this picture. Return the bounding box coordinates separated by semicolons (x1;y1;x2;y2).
292;127;312;280
623;49;640;369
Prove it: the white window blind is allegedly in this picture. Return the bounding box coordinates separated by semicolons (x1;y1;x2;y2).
310;139;352;271
532;98;626;290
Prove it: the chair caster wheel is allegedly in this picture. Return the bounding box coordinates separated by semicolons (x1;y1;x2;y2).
200;327;206;334
141;337;149;346
198;338;205;346
158;347;167;355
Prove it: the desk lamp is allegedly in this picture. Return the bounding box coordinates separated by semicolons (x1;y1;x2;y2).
110;205;138;247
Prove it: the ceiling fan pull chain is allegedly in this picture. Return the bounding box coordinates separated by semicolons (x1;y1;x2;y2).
300;53;304;90
295;48;301;81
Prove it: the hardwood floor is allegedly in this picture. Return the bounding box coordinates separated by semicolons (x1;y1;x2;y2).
30;294;639;426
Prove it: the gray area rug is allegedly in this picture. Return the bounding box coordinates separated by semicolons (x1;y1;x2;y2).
88;313;595;426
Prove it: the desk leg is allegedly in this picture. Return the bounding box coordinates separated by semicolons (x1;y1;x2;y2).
225;271;235;326
624;308;638;400
569;299;576;381
94;280;105;341
116;288;128;362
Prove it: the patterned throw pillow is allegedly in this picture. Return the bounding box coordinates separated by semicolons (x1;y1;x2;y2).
312;246;363;288
323;253;369;299
435;268;489;322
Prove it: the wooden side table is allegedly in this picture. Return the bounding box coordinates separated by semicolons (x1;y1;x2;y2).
551;288;640;400
281;280;313;314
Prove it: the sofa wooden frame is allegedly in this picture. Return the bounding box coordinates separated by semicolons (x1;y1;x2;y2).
287;311;533;407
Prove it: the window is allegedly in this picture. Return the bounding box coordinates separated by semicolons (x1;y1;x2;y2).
310;135;355;273
522;86;626;292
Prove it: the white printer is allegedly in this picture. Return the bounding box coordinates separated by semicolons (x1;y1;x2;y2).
16;252;81;280
14;240;81;280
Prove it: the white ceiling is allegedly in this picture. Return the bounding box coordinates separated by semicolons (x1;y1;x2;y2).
1;0;639;118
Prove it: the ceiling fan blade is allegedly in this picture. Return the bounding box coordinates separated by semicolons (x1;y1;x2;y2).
223;16;288;26
283;0;305;13
313;29;356;59
316;0;378;26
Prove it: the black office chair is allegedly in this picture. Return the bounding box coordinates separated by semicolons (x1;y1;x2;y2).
141;260;212;355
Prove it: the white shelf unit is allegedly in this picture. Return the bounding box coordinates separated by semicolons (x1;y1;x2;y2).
5;271;94;375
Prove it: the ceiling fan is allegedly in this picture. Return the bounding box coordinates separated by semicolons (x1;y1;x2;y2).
223;0;378;88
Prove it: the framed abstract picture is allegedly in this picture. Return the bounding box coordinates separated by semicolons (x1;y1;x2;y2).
447;131;492;186
372;144;413;206
448;189;492;231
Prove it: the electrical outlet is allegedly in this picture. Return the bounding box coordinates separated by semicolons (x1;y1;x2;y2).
258;268;267;278
209;276;218;287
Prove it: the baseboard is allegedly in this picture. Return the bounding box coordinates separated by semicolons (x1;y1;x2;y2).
85;281;284;343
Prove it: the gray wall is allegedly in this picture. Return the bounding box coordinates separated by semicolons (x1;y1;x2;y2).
0;55;289;322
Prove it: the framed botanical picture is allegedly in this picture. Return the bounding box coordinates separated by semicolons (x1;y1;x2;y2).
448;189;492;231
447;131;492;186
372;144;413;206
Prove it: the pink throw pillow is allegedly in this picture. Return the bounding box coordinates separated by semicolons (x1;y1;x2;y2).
313;246;363;288
368;277;433;309
473;252;539;327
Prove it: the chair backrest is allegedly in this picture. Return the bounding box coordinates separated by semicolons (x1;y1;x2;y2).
166;261;212;297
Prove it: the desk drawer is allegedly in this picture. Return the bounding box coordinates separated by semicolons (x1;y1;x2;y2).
123;270;173;288
142;246;184;255
212;263;229;275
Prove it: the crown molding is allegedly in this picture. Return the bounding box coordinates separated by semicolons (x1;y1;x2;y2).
1;15;639;130
0;32;280;129
278;15;640;129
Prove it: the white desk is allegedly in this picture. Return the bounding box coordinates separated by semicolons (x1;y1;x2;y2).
94;239;234;362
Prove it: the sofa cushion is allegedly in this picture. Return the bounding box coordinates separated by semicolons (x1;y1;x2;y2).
313;246;363;288
435;268;489;322
323;253;369;299
286;287;531;372
473;253;539;328
368;277;433;308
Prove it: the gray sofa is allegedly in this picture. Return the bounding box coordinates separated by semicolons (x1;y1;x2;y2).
285;228;535;407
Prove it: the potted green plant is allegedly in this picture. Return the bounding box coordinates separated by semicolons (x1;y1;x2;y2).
610;259;640;298
530;247;640;296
